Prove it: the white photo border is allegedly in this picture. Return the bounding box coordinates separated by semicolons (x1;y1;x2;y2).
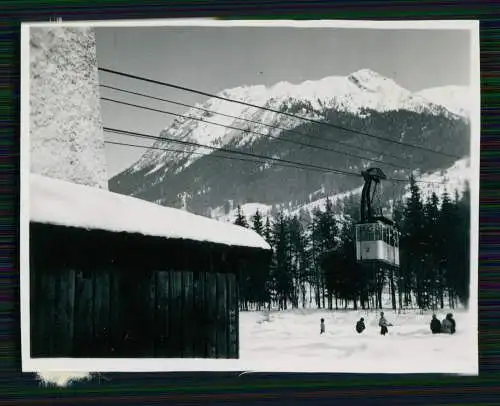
20;18;480;375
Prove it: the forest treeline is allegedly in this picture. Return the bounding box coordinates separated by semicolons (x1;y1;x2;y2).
234;176;471;312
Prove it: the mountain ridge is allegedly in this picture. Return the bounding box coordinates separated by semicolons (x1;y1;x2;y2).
123;69;467;180
211;156;471;225
109;69;471;219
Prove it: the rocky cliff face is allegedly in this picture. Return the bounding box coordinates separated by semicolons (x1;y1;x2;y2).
30;26;108;189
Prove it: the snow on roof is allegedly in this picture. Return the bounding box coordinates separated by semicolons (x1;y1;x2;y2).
29;174;271;251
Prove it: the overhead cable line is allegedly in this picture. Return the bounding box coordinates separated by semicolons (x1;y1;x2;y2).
104;126;363;177
98;66;461;160
104;126;446;185
105;140;335;174
100;83;409;166
100;96;407;170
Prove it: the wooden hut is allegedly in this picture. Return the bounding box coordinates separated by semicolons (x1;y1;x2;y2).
29;174;271;359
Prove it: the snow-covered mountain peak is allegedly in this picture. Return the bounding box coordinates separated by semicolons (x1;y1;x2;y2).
122;69;469;179
189;69;458;119
213;69;407;107
218;84;268;104
348;68;413;108
349;68;382;80
348;68;398;90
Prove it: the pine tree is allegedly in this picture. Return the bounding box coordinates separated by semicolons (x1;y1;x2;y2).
264;217;272;244
287;216;310;308
453;182;471;307
319;197;339;252
234;205;250;309
439;190;456;308
393;199;406;309
271;211;293;310
309;208;323;308
251;210;264;236
308;199;342;308
423;192;440;309
402;175;426;308
343;193;361;224
263;216;276;310
234;205;249;228
298;207;312;226
243;210;270;310
320;216;361;310
316;198;339;308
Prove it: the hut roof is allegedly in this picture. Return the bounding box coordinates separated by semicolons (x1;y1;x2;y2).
29;174;271;251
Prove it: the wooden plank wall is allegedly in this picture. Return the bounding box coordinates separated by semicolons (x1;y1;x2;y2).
155;271;170;357
31;268;239;359
73;270;95;357
93;270;110;356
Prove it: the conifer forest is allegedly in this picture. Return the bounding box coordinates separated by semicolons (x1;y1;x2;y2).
234;177;471;313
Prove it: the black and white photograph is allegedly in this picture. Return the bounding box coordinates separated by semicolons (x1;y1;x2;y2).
21;19;480;375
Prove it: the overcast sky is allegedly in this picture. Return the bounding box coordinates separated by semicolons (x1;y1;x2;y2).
95;25;472;178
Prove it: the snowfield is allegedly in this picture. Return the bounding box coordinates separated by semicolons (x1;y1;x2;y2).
239;308;477;374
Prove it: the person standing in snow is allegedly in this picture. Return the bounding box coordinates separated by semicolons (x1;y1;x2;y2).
448;313;456;334
430;314;441;334
320;318;325;334
319;319;326;334
441;313;456;334
356;317;366;334
378;312;392;336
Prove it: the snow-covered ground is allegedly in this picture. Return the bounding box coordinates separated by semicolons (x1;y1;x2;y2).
239;308;477;374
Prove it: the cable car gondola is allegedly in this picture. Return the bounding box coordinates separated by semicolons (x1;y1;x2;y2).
354;167;400;268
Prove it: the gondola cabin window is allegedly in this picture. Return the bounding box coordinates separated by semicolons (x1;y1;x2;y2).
355;221;400;267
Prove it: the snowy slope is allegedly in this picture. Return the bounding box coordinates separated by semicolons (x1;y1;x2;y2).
290;187;364;218
124;69;463;182
405;157;471;202
30;27;108;189
31;174;270;250
211;202;273;223
297;157;472;215
416;86;471;118
213;157;471;224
